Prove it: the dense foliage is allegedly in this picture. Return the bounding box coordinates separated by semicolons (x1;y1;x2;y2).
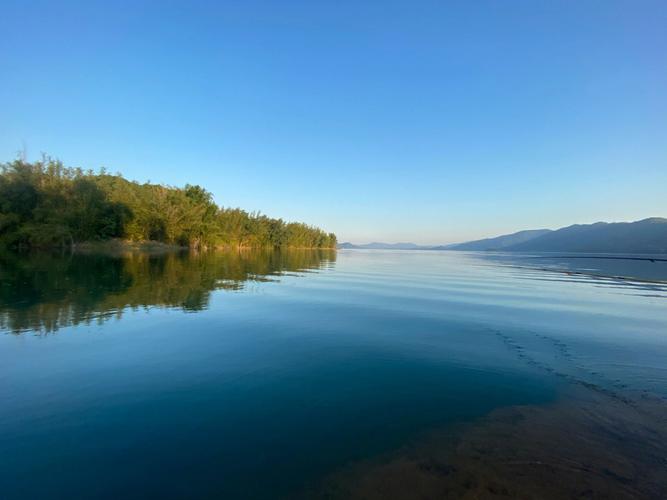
0;158;337;249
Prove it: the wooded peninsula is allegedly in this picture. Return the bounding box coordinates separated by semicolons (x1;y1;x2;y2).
0;158;337;250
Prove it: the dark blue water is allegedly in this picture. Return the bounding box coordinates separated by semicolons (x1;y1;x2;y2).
1;250;666;498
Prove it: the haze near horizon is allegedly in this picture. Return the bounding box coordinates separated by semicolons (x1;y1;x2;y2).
2;0;665;243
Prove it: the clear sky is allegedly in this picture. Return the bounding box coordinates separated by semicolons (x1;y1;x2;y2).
1;1;666;244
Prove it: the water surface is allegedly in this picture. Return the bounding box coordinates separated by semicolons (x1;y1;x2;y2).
1;249;666;498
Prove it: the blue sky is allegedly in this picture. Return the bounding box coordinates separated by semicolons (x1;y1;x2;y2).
1;0;666;244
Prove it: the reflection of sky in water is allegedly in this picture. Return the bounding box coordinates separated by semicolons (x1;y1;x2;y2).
478;251;667;284
1;249;667;498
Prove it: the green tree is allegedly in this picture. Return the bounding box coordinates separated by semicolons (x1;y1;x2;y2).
0;157;337;250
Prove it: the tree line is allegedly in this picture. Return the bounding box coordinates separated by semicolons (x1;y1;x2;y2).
0;157;337;250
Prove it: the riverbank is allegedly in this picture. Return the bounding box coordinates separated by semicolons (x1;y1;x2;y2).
58;239;337;255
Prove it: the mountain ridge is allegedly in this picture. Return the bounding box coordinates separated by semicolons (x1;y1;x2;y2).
337;242;430;250
443;229;552;251
505;217;667;254
338;218;667;254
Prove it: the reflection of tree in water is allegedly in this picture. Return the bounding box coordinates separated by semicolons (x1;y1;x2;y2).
0;249;336;334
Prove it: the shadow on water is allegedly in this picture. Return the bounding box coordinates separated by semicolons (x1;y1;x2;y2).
0;248;336;334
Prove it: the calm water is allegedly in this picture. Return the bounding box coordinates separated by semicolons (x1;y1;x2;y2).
1;249;666;498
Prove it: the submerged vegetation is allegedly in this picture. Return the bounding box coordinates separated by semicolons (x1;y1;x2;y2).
0;157;337;250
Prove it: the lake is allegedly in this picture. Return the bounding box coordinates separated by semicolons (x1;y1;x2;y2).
1;249;666;498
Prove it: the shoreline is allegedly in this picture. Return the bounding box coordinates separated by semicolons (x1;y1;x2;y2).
6;239;338;255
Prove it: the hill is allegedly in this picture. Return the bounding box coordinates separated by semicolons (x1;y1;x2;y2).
445;229;552;251
506;218;667;254
337;242;428;250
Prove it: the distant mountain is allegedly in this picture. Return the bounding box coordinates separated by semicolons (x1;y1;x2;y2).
505;218;667;254
337;242;428;250
446;229;552;251
363;242;426;250
340;219;667;254
429;244;459;250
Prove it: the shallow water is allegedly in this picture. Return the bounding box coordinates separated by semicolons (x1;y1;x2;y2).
1;249;666;498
